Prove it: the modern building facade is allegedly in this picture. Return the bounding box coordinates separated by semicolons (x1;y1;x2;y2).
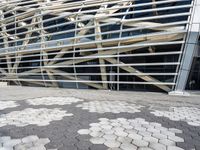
0;0;199;93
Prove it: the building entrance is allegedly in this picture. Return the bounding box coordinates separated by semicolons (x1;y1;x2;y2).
186;58;200;90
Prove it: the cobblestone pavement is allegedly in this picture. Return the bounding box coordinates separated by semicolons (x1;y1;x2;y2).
0;86;200;150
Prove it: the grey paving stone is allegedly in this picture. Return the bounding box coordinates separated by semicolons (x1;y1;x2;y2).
138;131;152;137
90;131;104;137
0;137;11;143
124;129;137;135
143;137;158;143
102;129;115;135
60;145;78;150
89;144;107;150
90;127;101;132
0;89;200;150
120;143;137;150
113;127;125;132
33;138;50;146
28;145;46;150
114;131;128;137
152;133;167;140
147;128;160;133
167;136;184;142
122;125;133;130
107;148;122;150
101;125;112;130
111;123;121;127
138;147;153;150
149;143;166;150
167;146;184;150
128;133;142;140
132;139;149;147
135;127;146;132
159;139;175;146
104;140;121;148
161;131;175;137
3;139;21;147
89;123;100;127
77;129;91;135
176;142;194;150
117;137;132;144
0;147;13;150
103;134;117;140
90;137;105;144
75;141;91;150
22;135;39;143
168;128;182;134
15;143;34;149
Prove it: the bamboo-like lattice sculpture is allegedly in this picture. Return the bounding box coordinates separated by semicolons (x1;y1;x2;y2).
0;0;197;92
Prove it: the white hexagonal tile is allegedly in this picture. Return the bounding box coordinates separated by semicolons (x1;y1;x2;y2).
90;137;105;144
0;108;71;127
117;137;132;143
27;97;83;105
132;139;149;147
151;107;200;126
120;143;137;150
149;143;166;150
78;118;184;149
159;139;176;146
0;101;19;110
0;136;55;150
104;140;121;148
103;134;117;140
78;129;91;135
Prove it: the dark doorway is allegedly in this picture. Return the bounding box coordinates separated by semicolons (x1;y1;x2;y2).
186;57;200;90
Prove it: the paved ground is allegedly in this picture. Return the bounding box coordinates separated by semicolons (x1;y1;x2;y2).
0;86;200;150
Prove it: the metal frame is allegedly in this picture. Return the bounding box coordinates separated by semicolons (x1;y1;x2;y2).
0;0;198;92
174;0;200;93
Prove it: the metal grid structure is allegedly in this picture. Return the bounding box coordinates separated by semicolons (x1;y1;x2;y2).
0;0;199;92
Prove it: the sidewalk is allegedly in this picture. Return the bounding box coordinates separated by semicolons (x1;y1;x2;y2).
0;86;199;150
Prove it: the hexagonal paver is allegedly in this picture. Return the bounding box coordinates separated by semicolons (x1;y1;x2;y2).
0;136;54;150
167;146;184;150
149;143;166;150
90;131;104;137
128;133;142;140
0;108;72;127
103;134;117;140
132;139;149;147
27;97;83;105
77;118;184;149
153;134;167;141
168;136;184;142
117;137;132;143
90;137;105;144
151;107;200;126
159;139;176;146
120;143;137;150
115;131;128;137
104;140;121;148
77;129;91;135
0;101;19;110
143;137;158;143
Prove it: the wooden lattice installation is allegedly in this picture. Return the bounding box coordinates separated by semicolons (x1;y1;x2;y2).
0;0;196;92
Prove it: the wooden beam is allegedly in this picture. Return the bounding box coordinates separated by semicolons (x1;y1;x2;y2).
104;57;171;92
94;19;108;89
48;69;104;89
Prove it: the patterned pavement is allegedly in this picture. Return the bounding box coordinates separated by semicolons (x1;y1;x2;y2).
0;87;200;150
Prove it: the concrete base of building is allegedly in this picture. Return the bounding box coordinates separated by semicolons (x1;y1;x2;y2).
168;90;190;96
0;82;8;87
